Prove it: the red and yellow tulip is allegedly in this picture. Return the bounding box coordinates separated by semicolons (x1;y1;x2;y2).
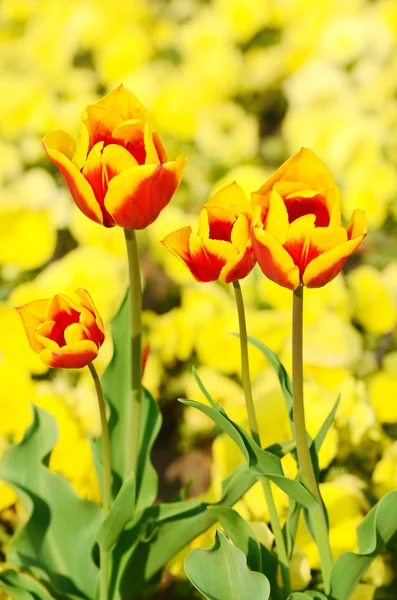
162;182;256;283
43;85;187;230
16;289;104;369
251;148;367;289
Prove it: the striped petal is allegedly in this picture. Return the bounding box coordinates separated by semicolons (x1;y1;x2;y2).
40;340;98;369
74;288;105;342
43;132;103;225
161;226;209;281
303;237;365;288
98;84;151;123
15;299;49;353
220;248;256;284
35;321;60;351
252;228;300;290
105;155;187;230
189;235;237;281
83;104;122;150
64;323;90;345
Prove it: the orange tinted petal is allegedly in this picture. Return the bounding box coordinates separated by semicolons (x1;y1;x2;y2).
197;208;210;238
83;104;122;150
46;294;81;322
43;134;103;225
40;340;98;369
15;299;49;353
303;237;365;288
81;142;115;227
252;228;300;290
105;155;187;230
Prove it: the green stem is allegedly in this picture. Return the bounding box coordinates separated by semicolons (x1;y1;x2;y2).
233;281;291;596
88;362;111;600
292;286;333;592
124;229;143;481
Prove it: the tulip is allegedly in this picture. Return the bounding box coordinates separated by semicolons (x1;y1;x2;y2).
43;85;187;230
16;289;104;368
161;182;256;283
251;148;367;289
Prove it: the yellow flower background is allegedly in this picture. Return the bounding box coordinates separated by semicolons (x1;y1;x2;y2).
2;0;397;596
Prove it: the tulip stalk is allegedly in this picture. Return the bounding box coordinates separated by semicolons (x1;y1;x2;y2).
88;362;111;600
124;229;143;481
232;280;291;596
292;286;333;592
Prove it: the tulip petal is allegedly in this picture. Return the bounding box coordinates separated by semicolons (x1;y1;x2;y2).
102;143;139;177
64;323;89;345
252;228;300;290
105;155;187;230
47;294;81;321
231;213;251;253
43;134;103;225
208;182;252;215
347;208;368;240
220;248;256;284
161;226;208;281
35;321;60;351
303;237;366;288
197;208;210;238
264;189;289;243
98;84;151;123
15;299;49;353
81;142;116;227
284;214;316;271
40;340;98;369
256;148;337;196
83;104;122;150
74;288;105;339
189;235;237;281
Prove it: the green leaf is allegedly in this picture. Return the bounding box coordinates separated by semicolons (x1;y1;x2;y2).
329;490;397;600
287;593;327;600
112;464;257;599
0;570;55;600
192;366;219;411
208;507;261;572
98;474;136;551
101;293;161;505
0;407;100;599
180;398;316;510
185;530;271;600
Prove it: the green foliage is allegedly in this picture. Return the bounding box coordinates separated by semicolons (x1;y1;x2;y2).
101;293;162;506
185;530;271;600
0;407;100;599
97;473;136;551
329;490;397;600
180;397;316;509
0;570;55;600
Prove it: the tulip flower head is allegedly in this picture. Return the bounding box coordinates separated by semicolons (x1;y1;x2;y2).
16;289;105;369
251;148;367;289
162;182;256;283
43;85;187;230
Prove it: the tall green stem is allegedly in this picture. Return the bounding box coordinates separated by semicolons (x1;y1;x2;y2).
233;281;291;596
88;362;111;600
124;229;143;480
292;286;333;592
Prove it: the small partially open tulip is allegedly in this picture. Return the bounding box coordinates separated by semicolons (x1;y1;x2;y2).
162;182;256;283
251;148;367;289
16;289;105;369
43;85;186;230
